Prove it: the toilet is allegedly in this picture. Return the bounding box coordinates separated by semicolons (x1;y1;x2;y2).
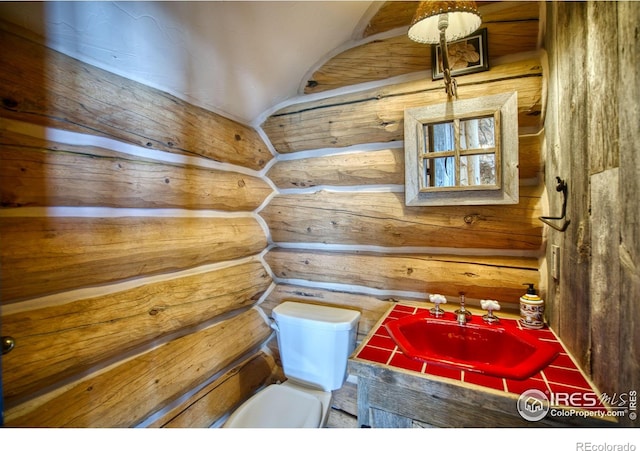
224;301;360;428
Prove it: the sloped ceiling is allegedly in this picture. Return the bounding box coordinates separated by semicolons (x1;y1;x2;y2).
0;1;376;125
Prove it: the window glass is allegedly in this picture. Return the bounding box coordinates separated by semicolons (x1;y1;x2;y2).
460;154;496;186
424;156;456;187
460;117;495;150
430;122;455;152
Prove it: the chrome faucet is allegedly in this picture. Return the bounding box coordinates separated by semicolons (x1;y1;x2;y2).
455;292;472;325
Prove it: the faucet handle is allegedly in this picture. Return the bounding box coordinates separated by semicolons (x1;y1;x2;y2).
428;294;447;318
455;292;472;318
481;299;501;324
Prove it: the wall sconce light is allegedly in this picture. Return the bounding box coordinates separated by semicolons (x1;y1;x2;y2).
408;1;481;98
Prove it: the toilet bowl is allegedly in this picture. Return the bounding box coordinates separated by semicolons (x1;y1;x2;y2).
223;301;360;428
223;381;332;428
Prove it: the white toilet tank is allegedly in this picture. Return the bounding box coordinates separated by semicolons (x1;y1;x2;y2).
272;301;360;391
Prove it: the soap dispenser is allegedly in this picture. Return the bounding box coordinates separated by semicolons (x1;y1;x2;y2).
520;283;545;329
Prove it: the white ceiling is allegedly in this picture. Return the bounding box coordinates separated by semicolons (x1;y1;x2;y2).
0;1;376;125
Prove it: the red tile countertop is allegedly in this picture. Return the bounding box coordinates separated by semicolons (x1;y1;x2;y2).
353;303;610;414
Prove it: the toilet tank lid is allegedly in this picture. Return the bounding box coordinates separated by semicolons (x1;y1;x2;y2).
273;301;360;331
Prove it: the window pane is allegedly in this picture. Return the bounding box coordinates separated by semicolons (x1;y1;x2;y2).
424;156;455;187
460;154;496;186
460;116;495;150
429;122;455;152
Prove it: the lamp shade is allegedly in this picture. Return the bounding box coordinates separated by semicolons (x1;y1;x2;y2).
408;1;481;44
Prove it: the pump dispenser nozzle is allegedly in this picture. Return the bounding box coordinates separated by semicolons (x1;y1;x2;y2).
523;283;537;295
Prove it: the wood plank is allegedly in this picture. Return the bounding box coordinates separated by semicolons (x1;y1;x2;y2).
267;134;541;189
154;351;280;428
370;407;413;428
585;2;621;401
264;248;539;302
260;187;542;250
586;1;619;173
305;21;539;94
541;3;561;334
552;2;592;369
264;59;543;153
356;375;371;427
5;308;272;427
2;260;271;402
0;130;273;210
617;2;640;423
0;216;267;302
0;27;271;170
589;169;620;397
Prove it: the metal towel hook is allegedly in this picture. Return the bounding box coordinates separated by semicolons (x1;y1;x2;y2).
539;176;571;232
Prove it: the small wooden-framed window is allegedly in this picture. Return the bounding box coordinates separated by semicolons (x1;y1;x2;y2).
404;92;518;206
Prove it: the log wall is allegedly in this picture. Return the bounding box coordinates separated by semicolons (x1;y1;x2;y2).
543;2;639;427
261;63;544;309
259;2;545;423
0;24;278;427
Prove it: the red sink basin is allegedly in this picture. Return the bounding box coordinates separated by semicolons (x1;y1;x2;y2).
385;312;558;380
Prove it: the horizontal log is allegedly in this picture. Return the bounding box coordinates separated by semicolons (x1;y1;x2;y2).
264;248;538;302
264;59;543;153
304;35;428;95
362;2;539;38
5;308;272;427
519;133;543;179
305;21;539;94
266;135;541;189
0;130;273;210
0;216;267;302
260;187;542;250
155;351;281;428
267;148;404;188
261;284;397;341
272;58;542;118
0;27;271;170
362;1;418;37
2;260;271;402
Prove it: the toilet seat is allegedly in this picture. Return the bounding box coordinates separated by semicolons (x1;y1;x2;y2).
224;382;328;428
